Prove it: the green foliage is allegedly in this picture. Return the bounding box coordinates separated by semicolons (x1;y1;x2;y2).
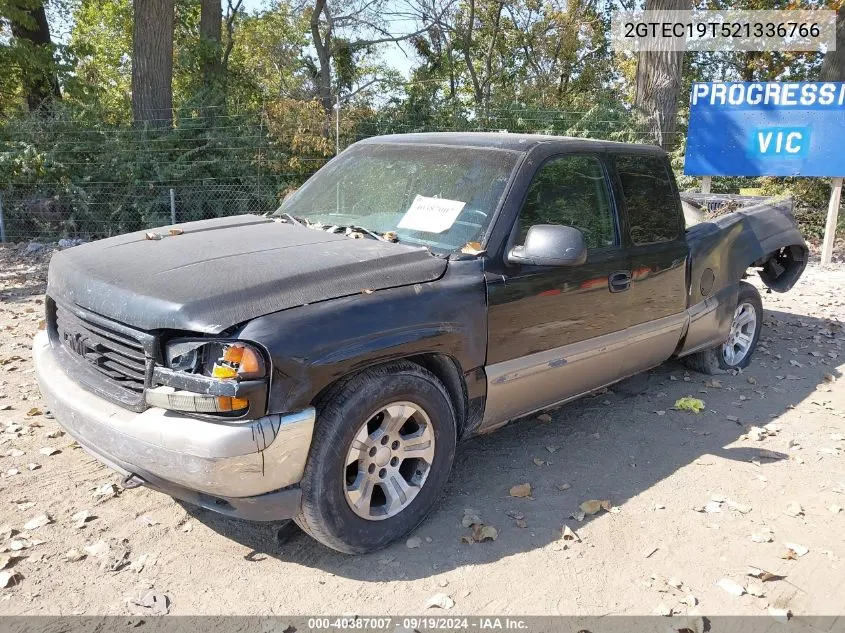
0;0;840;245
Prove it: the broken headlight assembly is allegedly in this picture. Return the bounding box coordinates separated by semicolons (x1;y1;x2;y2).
145;339;269;419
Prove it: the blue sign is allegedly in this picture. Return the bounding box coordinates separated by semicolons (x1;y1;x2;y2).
684;82;845;177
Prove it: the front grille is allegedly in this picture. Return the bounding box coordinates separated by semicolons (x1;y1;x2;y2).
53;302;154;410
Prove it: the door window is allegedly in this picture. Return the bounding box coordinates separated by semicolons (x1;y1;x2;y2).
615;154;681;245
517;155;616;249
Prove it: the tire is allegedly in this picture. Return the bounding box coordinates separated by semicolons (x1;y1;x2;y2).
684;281;763;375
295;361;457;554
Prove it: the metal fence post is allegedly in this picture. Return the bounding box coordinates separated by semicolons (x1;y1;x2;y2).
0;192;6;243
170;188;176;225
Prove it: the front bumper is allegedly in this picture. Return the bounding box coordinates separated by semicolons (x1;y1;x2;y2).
32;331;315;521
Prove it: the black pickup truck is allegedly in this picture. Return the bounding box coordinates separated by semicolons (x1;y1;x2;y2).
34;133;807;553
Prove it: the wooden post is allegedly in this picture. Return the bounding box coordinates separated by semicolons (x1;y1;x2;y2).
701;176;712;195
821;176;843;266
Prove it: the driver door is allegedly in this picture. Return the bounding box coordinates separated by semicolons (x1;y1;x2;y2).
482;153;632;429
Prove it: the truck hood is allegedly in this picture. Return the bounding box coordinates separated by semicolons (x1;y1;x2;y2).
47;215;447;333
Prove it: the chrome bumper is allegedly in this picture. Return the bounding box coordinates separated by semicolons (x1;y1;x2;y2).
32;331;315;520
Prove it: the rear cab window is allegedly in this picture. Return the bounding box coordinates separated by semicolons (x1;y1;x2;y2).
614;154;682;245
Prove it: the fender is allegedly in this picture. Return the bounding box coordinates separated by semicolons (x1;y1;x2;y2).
237;259;488;418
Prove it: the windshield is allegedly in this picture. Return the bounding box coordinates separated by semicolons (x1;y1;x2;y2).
273;142;520;252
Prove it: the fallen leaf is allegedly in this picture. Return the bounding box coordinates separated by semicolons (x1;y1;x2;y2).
128;554;148;573
72;510;91;529
168;228;184;236
460;242;486;256
406;536;422;549
747;427;767;442
92;483;118;500
579;499;611;515
556;483;571;491
509;483;532;498
26;408;41;416
746;583;765;597
703;500;723;513
784;502;804;517
726;499;752;514
461;509;482;528
84;540;110;558
561;525;580;542
469;524;497;543
130;591;170;615
716;578;746;596
705;379;722;388
536;414;552;423
23;514;51;530
0;570;21;588
136;515;160;527
425;593;454;610
674;397;705;413
681;594;697;607
532;458;548;466
783;542;809;557
747;566;784;582
64;548;86;562
654;603;673;616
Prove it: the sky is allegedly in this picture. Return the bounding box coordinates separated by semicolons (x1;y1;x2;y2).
240;0;419;77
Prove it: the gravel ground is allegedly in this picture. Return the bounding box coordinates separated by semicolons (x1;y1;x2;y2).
0;243;843;617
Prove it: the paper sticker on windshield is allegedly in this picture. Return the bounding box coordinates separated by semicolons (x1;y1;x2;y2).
397;195;466;233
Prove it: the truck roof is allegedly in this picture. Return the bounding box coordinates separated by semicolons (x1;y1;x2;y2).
357;132;667;155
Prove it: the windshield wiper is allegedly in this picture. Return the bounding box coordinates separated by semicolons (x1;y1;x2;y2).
345;225;398;243
276;212;305;227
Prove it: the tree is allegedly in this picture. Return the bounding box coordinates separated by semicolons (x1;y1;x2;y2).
307;0;451;112
635;0;690;150
200;0;222;88
2;0;61;112
132;0;175;126
820;3;845;81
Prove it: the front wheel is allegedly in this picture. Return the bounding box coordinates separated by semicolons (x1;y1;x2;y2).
295;361;457;554
684;281;763;374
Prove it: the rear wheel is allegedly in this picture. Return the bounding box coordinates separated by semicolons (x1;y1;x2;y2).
295;361;457;553
684;281;763;374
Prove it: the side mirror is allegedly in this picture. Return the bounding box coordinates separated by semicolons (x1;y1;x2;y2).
507;224;587;267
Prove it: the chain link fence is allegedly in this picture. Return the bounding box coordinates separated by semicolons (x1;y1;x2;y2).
0;181;282;243
0;104;658;244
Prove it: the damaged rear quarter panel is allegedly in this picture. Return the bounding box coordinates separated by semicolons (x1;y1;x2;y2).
237;259;488;415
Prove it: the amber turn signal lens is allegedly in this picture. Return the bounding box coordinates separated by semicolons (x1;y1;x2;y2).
212;364;238;379
216;395;250;412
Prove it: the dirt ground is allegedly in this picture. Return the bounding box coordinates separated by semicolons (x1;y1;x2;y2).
0;243;843;618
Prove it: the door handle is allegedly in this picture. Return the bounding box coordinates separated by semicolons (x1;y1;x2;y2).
608;270;632;293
